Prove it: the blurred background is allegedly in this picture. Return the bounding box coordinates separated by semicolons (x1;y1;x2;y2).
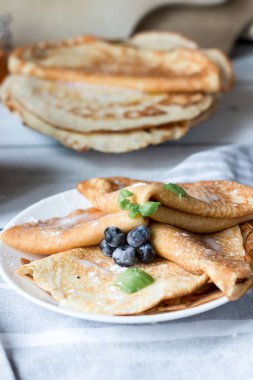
0;0;253;53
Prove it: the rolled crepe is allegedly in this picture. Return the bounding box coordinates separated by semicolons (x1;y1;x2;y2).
1;208;147;254
78;177;253;233
150;223;253;299
240;221;253;266
151;206;253;233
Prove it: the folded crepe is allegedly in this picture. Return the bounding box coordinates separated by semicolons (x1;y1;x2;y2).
139;284;222;315
16;246;208;315
16;222;253;315
2;86;213;153
77;177;253;232
150;223;253;299
1;75;215;133
1;208;146;254
240;221;253;265
8;35;224;93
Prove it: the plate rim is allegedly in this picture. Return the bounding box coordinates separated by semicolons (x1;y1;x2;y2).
0;189;229;324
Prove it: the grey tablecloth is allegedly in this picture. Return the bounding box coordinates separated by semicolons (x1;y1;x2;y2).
1;144;253;380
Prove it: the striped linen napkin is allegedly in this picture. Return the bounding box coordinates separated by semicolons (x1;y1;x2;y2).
1;143;253;380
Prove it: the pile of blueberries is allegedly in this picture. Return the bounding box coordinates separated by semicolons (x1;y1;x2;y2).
100;225;156;267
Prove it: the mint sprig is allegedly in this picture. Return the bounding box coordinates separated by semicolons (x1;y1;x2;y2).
129;204;140;218
118;189;160;218
163;183;187;199
118;189;134;211
139;201;160;217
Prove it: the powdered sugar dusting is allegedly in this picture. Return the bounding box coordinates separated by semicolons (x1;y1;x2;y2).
78;260;109;275
191;189;220;203
129;183;147;188
201;237;221;253
230;189;246;204
109;264;126;274
58;212;95;228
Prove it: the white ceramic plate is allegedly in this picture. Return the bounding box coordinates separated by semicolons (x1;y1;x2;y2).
0;189;228;324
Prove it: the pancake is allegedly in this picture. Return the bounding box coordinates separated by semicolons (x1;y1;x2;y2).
130;31;234;91
130;31;199;51
16;246;208;315
0;75;215;133
150;223;253;299
8;34;222;93
77;177;253;223
2;92;213;153
1;208;147;254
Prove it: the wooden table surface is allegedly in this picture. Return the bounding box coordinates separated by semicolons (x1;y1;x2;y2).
1;42;253;228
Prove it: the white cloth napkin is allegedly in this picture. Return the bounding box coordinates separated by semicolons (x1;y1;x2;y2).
1;143;253;380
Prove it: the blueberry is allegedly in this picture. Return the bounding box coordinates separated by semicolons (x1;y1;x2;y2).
127;225;150;248
137;242;155;264
112;245;137;267
104;226;126;248
99;239;114;257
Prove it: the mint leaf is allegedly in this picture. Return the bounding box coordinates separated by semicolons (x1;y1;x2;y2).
139;201;161;217
118;189;161;218
119;189;134;199
115;268;155;294
118;189;134;209
163;183;187;198
119;199;132;211
128;204;140;218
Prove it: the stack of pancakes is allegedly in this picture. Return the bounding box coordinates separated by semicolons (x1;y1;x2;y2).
0;32;234;153
2;177;253;315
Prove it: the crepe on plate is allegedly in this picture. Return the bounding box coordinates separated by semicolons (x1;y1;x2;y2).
3;175;253;315
241;221;253;265
77;177;253;233
4;177;253;254
16;247;208;315
142;284;222;315
1;208;147;255
8;35;224;93
16;222;253;315
151;223;253;299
